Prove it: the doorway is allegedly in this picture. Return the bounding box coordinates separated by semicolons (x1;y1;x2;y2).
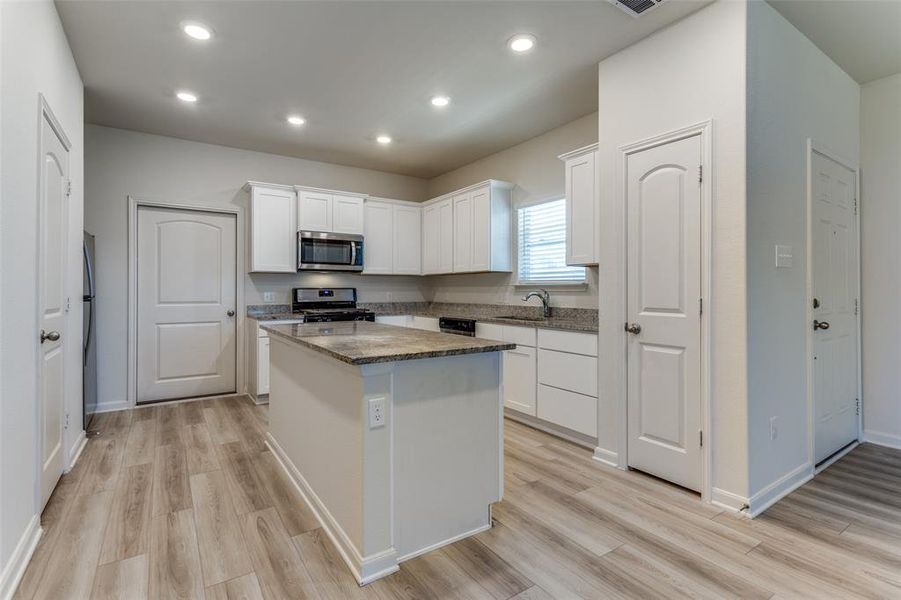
134;205;238;403
810;148;860;465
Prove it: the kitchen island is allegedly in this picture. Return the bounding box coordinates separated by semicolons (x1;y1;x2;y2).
262;321;515;584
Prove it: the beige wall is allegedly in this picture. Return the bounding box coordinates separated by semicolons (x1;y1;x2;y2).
426;112;599;309
85;125;431;409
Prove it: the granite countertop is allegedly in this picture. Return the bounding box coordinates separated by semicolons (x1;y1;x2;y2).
262;321;516;365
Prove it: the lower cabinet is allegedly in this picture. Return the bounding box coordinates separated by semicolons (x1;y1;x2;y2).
537;385;597;438
257;336;270;396
503;345;537;416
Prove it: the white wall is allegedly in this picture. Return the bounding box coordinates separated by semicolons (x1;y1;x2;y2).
860;73;901;449
426;113;599;309
84;125;430;410
596;0;749;501
0;0;83;587
746;0;860;499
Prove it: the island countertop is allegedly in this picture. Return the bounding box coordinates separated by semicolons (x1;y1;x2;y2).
261;321;516;365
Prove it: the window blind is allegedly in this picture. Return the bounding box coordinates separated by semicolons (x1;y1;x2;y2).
517;199;586;283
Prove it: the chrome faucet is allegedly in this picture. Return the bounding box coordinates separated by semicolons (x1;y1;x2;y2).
522;289;551;318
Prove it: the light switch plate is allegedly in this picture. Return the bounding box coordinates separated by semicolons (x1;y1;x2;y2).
263;291;276;303
775;245;793;268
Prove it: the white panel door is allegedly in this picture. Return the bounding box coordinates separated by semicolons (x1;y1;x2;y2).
565;151;597;266
250;186;296;273
38;112;69;509
453;193;472;272
393;205;422;275
137;207;237;402
471;186;491;272
438;199;455;273
332;194;364;234
363;200;394;274
298;191;332;232
812;152;859;464
626;134;702;492
422;204;440;274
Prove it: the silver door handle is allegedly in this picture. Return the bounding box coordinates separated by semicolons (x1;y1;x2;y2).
813;320;830;331
227;310;236;317
41;330;61;343
625;323;642;335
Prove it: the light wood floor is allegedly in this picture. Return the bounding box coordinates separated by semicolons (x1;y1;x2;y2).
14;395;901;599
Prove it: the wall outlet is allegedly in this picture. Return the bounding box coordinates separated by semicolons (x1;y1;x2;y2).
770;416;778;440
368;397;386;429
263;291;276;303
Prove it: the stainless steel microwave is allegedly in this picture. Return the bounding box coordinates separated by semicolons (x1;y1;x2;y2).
297;231;364;272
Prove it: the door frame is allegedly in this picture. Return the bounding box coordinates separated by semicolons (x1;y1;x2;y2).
805;140;862;471
615;120;713;501
126;197;245;407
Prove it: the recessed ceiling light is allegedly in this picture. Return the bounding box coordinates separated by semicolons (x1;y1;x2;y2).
376;135;392;145
287;115;306;126
182;22;212;41
430;95;451;107
508;34;536;53
176;90;198;103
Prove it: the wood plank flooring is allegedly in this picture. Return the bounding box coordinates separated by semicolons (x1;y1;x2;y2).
14;395;901;599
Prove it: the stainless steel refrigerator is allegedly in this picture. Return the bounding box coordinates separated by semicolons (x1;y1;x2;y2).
83;232;98;431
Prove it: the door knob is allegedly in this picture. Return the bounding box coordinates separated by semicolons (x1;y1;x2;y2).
40;330;61;343
226;310;236;317
813;320;830;331
625;322;642;335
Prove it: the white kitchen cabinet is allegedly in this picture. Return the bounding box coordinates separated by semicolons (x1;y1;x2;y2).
438;199;455;273
537;385;597;437
504;345;537;416
332;194;365;234
410;316;440;332
363;200;394;274
537;328;598;357
298;190;333;232
297;188;365;234
422;198;454;275
538;349;598;397
257;337;270;396
453;193;473;272
375;315;411;327
247;182;297;273
393;204;422;275
559;144;599;266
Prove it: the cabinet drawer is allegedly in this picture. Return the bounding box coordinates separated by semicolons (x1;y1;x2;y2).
537;329;597;356
537;385;597;437
538;349;597;397
503;325;536;347
376;315;411;327
475;322;504;342
411;316;440;332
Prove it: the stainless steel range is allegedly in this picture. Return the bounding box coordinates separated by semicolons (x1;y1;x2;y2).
291;287;375;322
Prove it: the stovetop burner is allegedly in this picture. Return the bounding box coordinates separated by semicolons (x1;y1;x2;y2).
291;287;374;322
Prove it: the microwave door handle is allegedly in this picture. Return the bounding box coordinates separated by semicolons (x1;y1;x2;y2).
350;241;357;266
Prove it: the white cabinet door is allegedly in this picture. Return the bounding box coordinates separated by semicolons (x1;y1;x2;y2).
298;191;332;232
257;337;270;395
438;199;455;274
376;315;411;327
453;193;472;272
411;316;440;332
333;194;364;234
363;200;394;274
470;185;491;272
393;205;422;275
565;151;598;266
250;186;296;273
422;204;440;274
504;345;537;416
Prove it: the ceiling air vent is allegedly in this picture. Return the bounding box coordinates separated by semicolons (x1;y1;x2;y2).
606;0;665;18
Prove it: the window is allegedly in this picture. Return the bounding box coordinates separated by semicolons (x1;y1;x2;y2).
517;199;586;284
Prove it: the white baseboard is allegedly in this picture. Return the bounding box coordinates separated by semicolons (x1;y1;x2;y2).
0;515;42;600
93;400;131;414
711;488;749;513
863;429;901;450
66;430;88;473
592;446;621;469
746;462;814;518
396;521;492;564
265;433;398;585
504;410;596;449
816;441;858;473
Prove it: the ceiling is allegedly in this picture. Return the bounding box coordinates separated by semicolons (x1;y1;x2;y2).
56;0;711;178
768;0;901;85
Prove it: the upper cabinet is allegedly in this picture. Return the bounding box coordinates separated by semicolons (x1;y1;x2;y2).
363;198;421;275
559;144;599;266
424;180;512;275
297;187;365;234
246;182;297;273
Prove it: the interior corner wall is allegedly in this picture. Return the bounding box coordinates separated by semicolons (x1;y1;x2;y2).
0;0;84;581
746;0;860;497
596;0;749;500
425;112;599;309
860;73;901;449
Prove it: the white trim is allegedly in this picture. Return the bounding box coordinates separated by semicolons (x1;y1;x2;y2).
746;462;814;518
265;434;399;585
0;515;42;600
710;488;749;513
93;400;132;414
557;142;599;162
613;120;714;503
423;179;515;205
863;430;901;450
396;522;492;563
126;197;245;407
815;441;858;473
504;410;597;449
805;140;863;468
65;429;87;472
592;447;621;469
